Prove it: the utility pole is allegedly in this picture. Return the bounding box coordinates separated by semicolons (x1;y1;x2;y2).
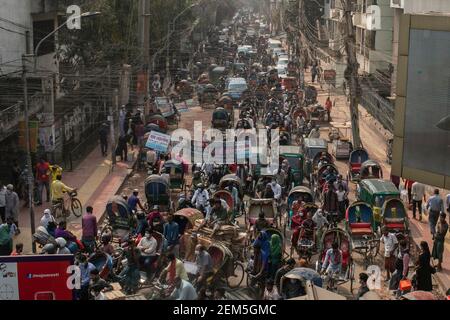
343;0;362;149
22;54;37;253
298;0;305;88
107;63;116;166
143;0;150;95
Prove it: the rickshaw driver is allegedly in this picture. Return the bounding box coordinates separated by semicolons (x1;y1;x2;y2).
191;183;210;214
208;199;230;237
128;189;145;213
320;242;343;286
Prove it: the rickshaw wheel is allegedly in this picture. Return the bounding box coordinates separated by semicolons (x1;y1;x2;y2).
227;261;245;288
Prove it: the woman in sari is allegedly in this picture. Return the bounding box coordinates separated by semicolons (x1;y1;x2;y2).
432;212;448;271
269;234;282;280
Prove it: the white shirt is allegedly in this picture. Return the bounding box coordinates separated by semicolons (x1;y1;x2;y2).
192;189;210;207
270;183;282;200
309;129;320;139
411;182;426;202
137;236;157;256
170;279;198;300
336;190;346;202
40;213;56;228
381;233;398;257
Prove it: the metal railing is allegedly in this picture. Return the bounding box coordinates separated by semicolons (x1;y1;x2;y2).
0;93;49;142
360;85;394;133
64;129;100;171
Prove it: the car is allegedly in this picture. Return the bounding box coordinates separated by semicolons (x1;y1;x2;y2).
278;57;289;67
276;66;288;77
226;78;248;101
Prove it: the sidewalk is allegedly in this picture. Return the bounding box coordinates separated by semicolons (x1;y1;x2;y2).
14;144;136;253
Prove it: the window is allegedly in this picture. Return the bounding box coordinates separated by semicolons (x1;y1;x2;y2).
33;20;55;56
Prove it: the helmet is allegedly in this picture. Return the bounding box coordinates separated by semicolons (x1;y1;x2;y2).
42;243;56;254
55;237;67;248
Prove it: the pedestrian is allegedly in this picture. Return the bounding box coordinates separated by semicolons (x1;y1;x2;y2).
163;213;180;257
403;179;415;205
5;184;19;233
119;105;126;136
77;255;97;300
269;233;282;280
311;64;318;83
325;97;332;122
390;174;400;190
117;133;128;162
0;217;14;255
11;160;21;189
446;192;450;214
411;181;426;221
432;212;448;271
356;273;370;300
99;123;109;157
389;240;410;297
35;157;50;206
0;181;6;223
380;226;398;281
414;241;434;291
11;243;23;256
426;189;444;239
81;206;97;254
119;238;141;294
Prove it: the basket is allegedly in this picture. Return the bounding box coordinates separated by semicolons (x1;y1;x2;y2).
399;279;412;292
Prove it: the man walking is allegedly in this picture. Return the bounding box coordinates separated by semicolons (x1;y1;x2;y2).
35;157;50;206
426;189;444;239
0;181;6;223
82;206;97;253
411;181;426;220
380;226;398;281
99;123;109;157
5;185;19;233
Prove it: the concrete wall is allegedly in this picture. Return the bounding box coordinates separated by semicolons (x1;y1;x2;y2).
0;0;33;75
404;0;450;14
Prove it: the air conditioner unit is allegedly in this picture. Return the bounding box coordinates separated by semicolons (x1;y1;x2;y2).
390;0;404;9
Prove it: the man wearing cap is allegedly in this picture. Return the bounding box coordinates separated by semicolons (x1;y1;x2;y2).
99;123;109;157
127;189;145;212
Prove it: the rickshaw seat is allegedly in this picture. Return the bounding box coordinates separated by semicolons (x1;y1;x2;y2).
350;226;373;235
385;223;405;230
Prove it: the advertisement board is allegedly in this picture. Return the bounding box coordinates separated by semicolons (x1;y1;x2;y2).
0;255;74;300
145;131;171;153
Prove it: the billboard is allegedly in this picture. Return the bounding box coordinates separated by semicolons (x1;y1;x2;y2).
392;14;450;189
0;255;74;300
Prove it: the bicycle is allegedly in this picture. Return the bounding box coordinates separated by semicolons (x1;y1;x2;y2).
52;190;82;220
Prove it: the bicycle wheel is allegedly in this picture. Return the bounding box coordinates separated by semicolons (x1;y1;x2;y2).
227;262;245;289
52;204;63;220
71;199;83;217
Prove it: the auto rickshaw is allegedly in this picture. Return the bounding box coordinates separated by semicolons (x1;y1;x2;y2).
302;138;329;186
357;179;400;208
162;159;185;190
212;107;230;131
199;84;218;106
347;148;370;182
279;145;304;187
144;174;172;212
360;160;383;180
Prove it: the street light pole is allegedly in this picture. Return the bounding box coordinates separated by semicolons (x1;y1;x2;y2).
22;54;37;254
